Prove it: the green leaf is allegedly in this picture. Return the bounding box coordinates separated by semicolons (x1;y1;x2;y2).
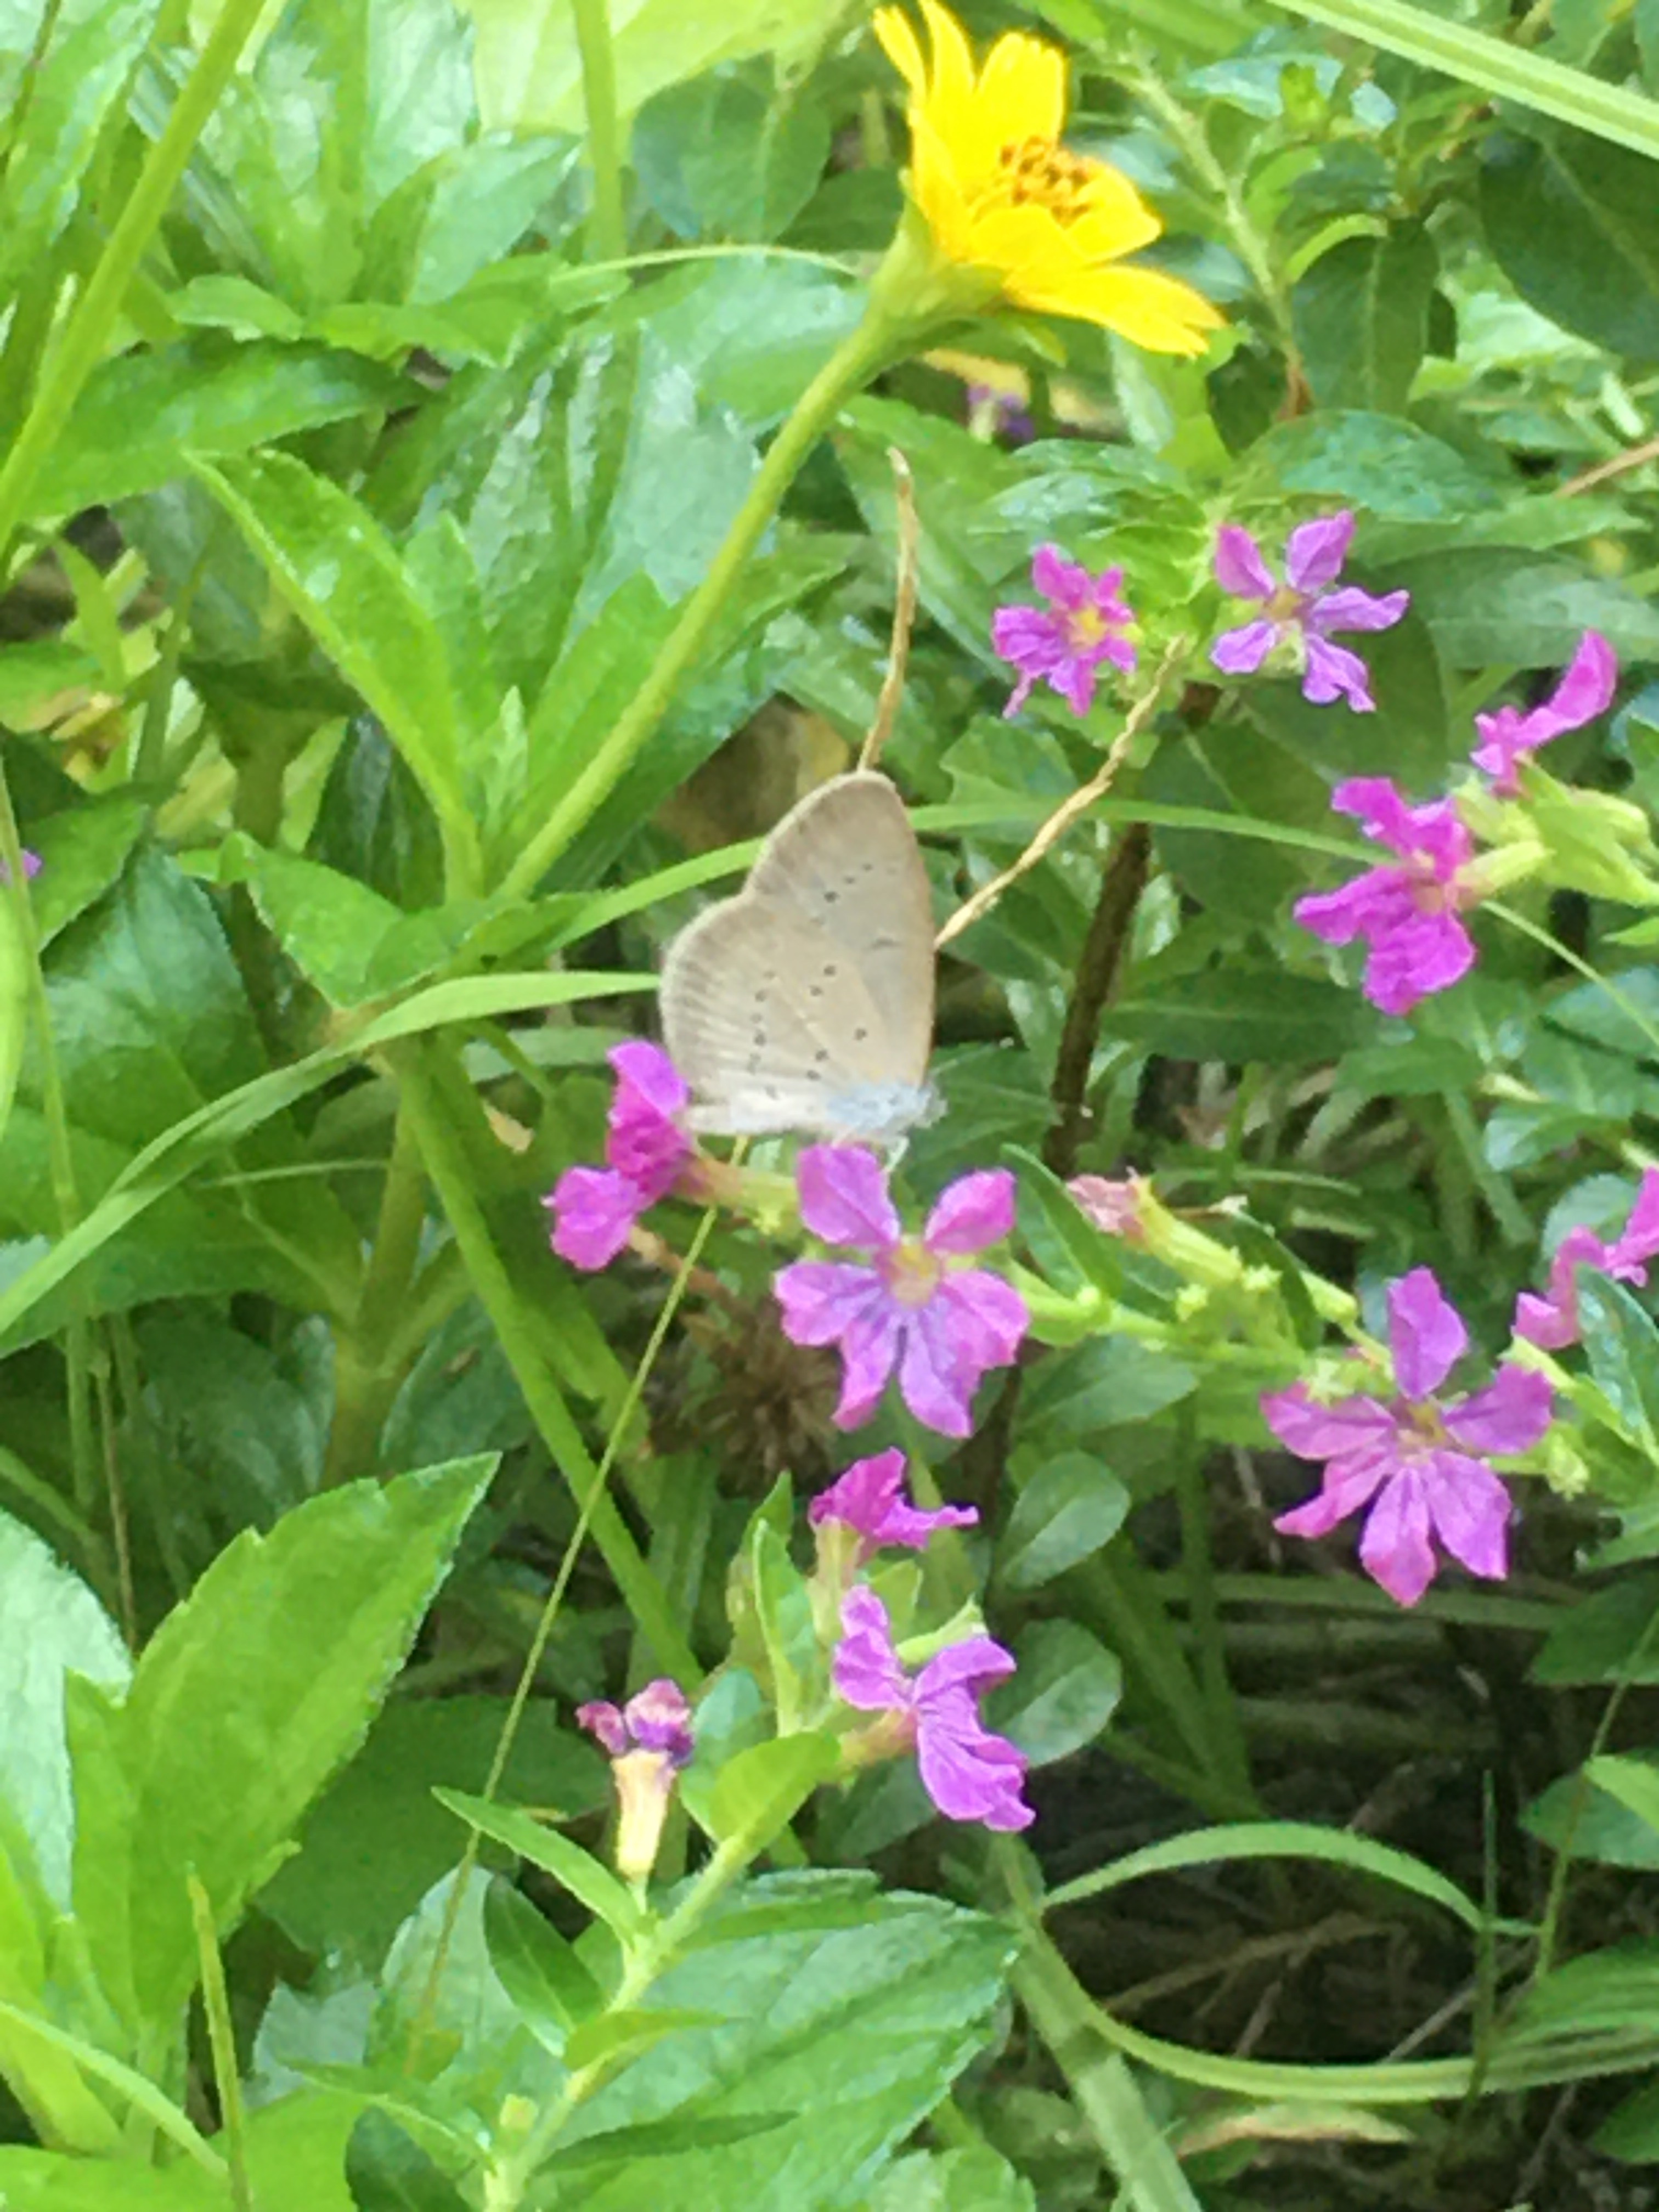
861;2148;1036;2210
484;1879;603;2052
1018;1337;1197;1445
1102;967;1372;1064
706;1734;840;1852
1525;1753;1659;1869
1046;1819;1496;1930
466;0;831;131
69;1458;495;2039
1274;0;1659;160
0;1508;128;1906
216;838;467;1007
1293;223;1438;414
29;341;405;518
531;1880;1013;2209
1481;127;1659;360
346;2109;471;2211
0;848;362;1343
265;1697;606;1967
435;1791;646;1941
0;0;164;301
998;1454;1130;1592
1578;1277;1659;1452
1255;411;1503;522
988;1620;1122;1766
633;62;828;241
1382;547;1659;663
1532;1572;1659;1684
190;453;475;871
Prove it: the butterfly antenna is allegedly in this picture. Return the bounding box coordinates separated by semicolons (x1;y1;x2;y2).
859;445;919;774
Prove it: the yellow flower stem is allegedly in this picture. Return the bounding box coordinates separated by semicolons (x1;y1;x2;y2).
498;305;902;903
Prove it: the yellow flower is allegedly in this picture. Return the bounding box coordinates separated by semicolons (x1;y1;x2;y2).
874;0;1223;356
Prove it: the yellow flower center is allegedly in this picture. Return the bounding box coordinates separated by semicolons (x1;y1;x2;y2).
1066;605;1112;650
984;134;1099;225
1399;1400;1449;1451
882;1235;945;1309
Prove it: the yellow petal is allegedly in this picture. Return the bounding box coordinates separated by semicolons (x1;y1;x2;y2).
964;198;1081;283
873;6;926;102
910;110;974;256
917;0;978;137
1069;165;1163;261
975;31;1065;144
1011;262;1226;354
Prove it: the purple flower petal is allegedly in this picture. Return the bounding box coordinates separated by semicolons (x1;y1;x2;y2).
1302;634;1376;712
924;1169;1017;1256
832;1302;905;1430
1088;566;1132;622
1031;541;1091;608
991;604;1064;662
607;1041;690;1193
1261;1384;1397;1460
773;1257;886;1345
1294;866;1417;950
1210;618;1279;676
1388;1267;1468;1401
1420;1452;1511;1583
548;1166;645;1271
1361;909;1476;1016
1213;524;1277;601
810;1448;977;1552
1443;1364;1554;1454
1357;1468;1438;1606
833;1585;911;1711
622;1679;695;1764
1284;511;1355;594
1611;1167;1659;1276
1547;629;1618;729
1306;585;1410;636
1274;1444;1398;1538
1513;1287;1577;1351
896;1302;979;1437
795;1146;900;1251
933;1269;1029;1371
575;1699;629;1756
914;1647;1032;1830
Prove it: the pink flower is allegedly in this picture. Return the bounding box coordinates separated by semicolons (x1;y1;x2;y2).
1265;1268;1553;1608
575;1677;695;1766
991;544;1135;718
576;1679;695;1884
809;1448;979;1564
1211;512;1408;713
1515;1168;1659;1351
545;1043;692;1271
1295;777;1480;1016
774;1147;1029;1438
1471;631;1618;797
833;1585;1033;1831
0;851;41;887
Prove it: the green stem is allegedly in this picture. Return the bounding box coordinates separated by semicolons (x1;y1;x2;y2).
322;1100;428;1485
397;1045;696;1678
0;0;271;564
1172;1410;1252;1800
500;307;898;900
573;0;627;263
997;1843;1204;2211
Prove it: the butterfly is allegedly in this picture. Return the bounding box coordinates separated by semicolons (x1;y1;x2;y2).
659;771;940;1145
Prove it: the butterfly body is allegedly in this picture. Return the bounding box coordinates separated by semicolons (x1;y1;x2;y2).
659;771;938;1145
